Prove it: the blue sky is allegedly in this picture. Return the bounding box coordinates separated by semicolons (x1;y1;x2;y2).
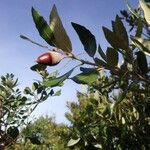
0;0;137;123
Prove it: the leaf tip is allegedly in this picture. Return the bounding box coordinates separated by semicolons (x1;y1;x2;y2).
31;7;35;12
71;22;76;27
20;34;23;38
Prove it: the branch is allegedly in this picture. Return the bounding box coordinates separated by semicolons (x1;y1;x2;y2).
66;52;98;66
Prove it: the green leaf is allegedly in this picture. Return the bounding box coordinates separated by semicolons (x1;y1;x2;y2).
28;132;45;145
139;0;150;25
67;138;80;147
94;144;102;149
53;90;61;96
131;37;150;56
7;126;19;139
136;51;148;74
103;104;113;117
37;86;44;94
80;67;97;73
98;44;107;61
126;0;140;18
49;89;54;96
49;5;72;52
30;64;47;72
72;22;97;57
44;69;74;87
112;15;129;48
24;87;32;95
71;69;99;84
32;82;38;91
32;7;54;46
94;57;107;67
21;96;28;102
135;19;143;37
106;47;118;67
102;27;128;50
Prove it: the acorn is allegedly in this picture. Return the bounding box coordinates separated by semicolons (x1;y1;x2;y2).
36;51;64;66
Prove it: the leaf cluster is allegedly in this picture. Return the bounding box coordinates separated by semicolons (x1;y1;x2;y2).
7;116;71;150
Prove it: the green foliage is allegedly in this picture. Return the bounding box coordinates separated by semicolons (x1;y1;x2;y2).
71;67;99;85
0;74;24;148
94;57;107;68
136;51;148;75
71;22;97;57
5;1;150;149
102;26;128;51
0;72;61;149
49;5;72;52
27;132;45;145
32;7;55;46
43;68;74;87
112;15;129;47
7;126;19;139
31;4;72;52
131;37;150;56
98;44;107;62
66;82;150;149
106;47;118;67
0;74;29;127
7;116;71;150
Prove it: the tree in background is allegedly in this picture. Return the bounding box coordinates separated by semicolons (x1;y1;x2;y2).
7;116;71;150
65;1;150;148
1;0;150;149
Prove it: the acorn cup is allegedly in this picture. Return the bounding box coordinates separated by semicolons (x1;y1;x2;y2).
36;51;64;66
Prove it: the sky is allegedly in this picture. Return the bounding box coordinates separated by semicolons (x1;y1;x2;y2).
0;0;138;124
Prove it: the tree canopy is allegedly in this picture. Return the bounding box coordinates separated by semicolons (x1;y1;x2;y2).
0;0;150;149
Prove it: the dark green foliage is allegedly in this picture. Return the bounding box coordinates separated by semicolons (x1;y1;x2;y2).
44;69;74;87
98;44;107;61
136;51;148;75
30;63;47;72
7;126;19;139
0;72;61;148
112;15;129;48
71;68;99;84
7;116;71;150
103;26;128;50
106;47;118;67
94;57;107;67
72;22;97;57
32;7;54;46
0;74;29;127
131;37;150;56
66;80;150;149
27;132;45;145
145;0;150;2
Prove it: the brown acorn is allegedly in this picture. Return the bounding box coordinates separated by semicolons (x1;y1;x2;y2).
36;51;64;66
